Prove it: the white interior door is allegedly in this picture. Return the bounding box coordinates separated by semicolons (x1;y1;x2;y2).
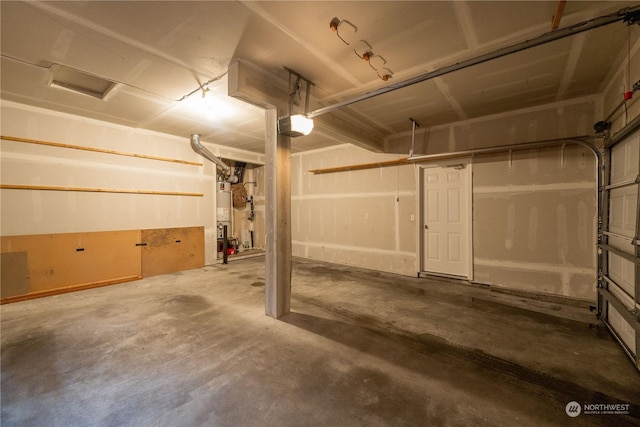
421;164;471;278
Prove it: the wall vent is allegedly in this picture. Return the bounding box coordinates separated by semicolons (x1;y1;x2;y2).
49;65;117;100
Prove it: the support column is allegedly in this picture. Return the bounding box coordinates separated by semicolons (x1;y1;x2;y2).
229;61;308;319
264;108;291;318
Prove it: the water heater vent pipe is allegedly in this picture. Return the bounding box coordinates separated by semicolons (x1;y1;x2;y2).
190;134;238;183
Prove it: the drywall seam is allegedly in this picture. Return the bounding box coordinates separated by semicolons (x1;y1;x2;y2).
0;151;212;181
473;182;594;194
292;143;369;157
27;2;215;78
292;191;414;200
317;2;615;104
451;0;478;49
556;32;587;100
386;94;600;141
293;240;416;257
602;30;640;97
1;100;266;164
297;157;303;196
475;258;596;275
310;6;635;119
394;198;400;251
240;3;361;87
433;78;467;120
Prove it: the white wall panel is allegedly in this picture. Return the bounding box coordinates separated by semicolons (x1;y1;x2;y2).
291;144;417;276
0;101;262;264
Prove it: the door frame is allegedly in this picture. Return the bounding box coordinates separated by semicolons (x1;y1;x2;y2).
417;157;473;280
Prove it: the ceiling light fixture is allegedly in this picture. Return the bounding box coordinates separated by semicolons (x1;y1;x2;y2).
180;80;240;122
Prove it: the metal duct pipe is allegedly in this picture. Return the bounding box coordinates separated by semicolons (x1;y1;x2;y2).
308;5;640;119
190;134;237;182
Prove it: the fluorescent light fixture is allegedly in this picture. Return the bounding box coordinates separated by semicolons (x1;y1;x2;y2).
278;114;314;137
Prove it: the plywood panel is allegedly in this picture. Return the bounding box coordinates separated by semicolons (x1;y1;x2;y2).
1;230;141;300
141;227;204;277
1;251;28;297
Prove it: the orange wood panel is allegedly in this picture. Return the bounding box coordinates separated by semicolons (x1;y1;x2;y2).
1;230;141;298
141;226;205;277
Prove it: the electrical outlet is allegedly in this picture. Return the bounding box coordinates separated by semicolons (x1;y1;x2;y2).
410;214;415;221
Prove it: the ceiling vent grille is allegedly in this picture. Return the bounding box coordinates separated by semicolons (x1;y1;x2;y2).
49;65;117;100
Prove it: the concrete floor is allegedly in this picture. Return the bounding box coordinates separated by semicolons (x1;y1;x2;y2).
2;256;639;426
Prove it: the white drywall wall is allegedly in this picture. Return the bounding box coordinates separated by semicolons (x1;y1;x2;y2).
292;99;602;301
0;101;264;265
291;144;418;276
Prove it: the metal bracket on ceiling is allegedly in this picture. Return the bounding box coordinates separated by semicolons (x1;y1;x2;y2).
353;40;373;61
330;17;357;45
409;118;420;157
310;4;640;119
283;67;315;116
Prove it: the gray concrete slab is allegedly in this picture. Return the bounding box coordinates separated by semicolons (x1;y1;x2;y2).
2;256;639;426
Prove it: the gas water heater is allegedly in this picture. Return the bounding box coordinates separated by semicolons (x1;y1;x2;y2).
216;180;232;238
